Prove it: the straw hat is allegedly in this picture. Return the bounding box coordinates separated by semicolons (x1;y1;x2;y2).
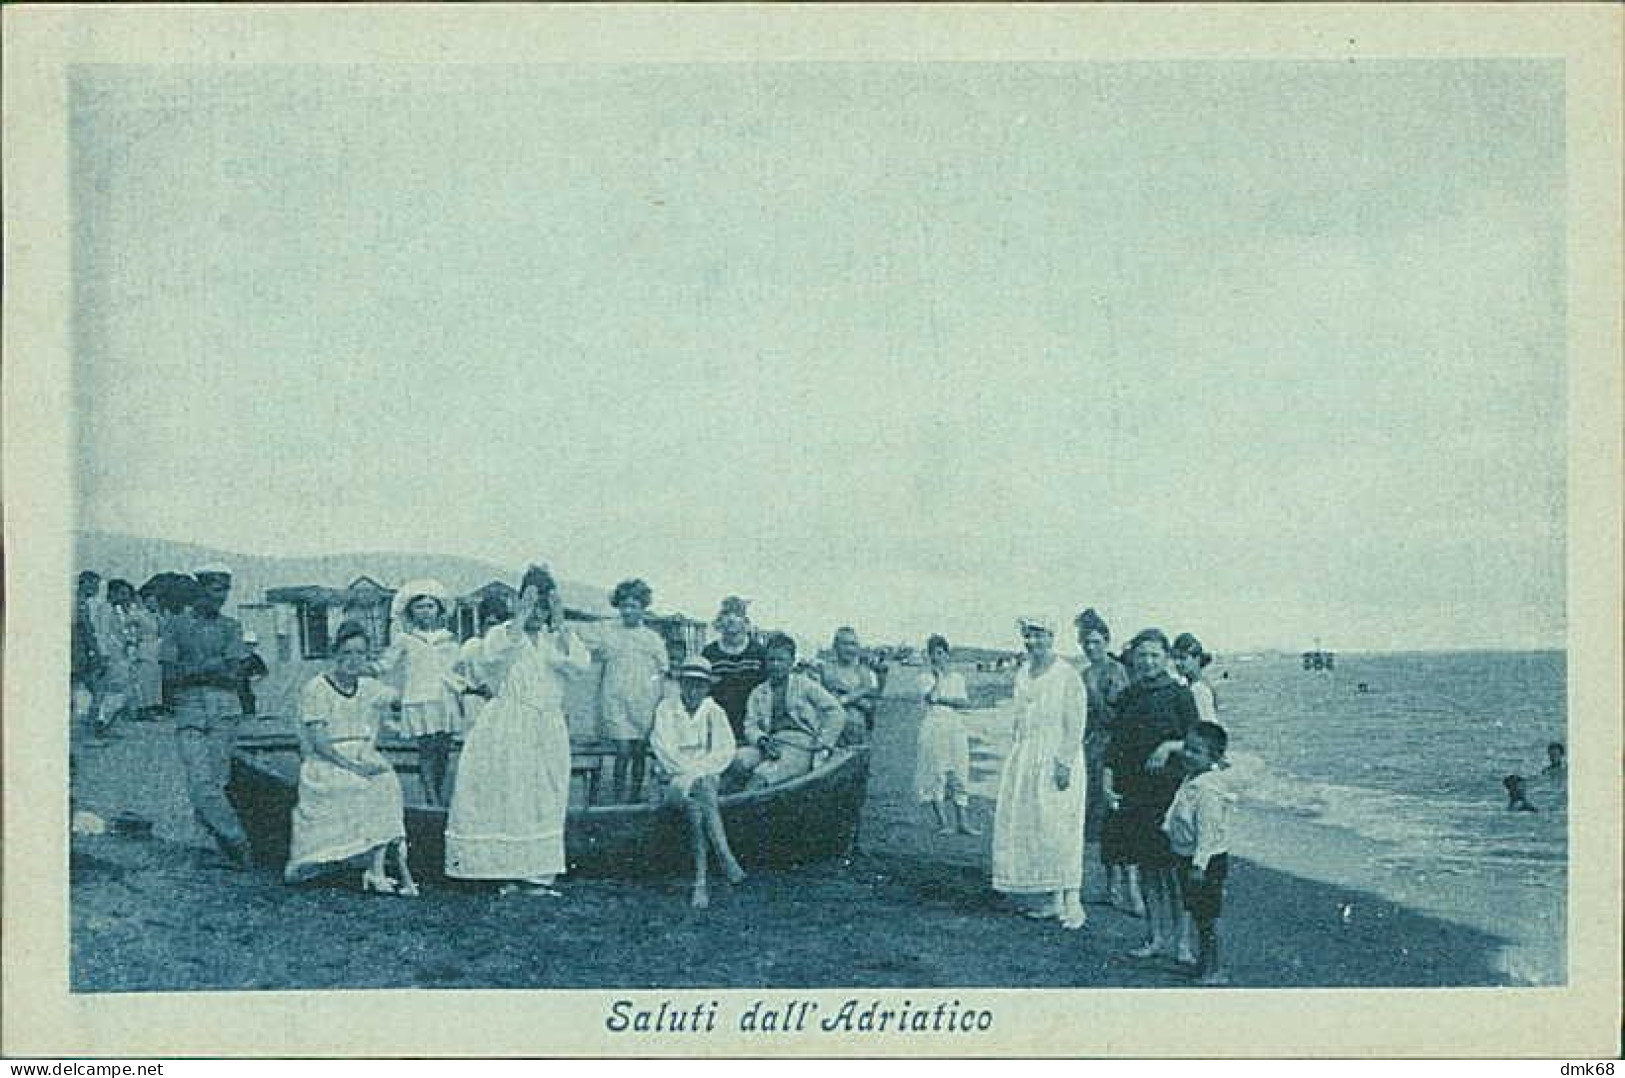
674;656;714;682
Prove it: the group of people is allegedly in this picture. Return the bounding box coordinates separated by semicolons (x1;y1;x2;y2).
282;573;883;906
70;569;270;744
69;564;268;868
69;559;1235;980
1503;741;1566;812
910;609;1232;983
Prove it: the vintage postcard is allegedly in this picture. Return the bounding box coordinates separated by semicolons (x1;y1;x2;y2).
3;3;1620;1059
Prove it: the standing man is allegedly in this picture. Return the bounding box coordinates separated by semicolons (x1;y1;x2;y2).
161;564;252;867
71;571;105;730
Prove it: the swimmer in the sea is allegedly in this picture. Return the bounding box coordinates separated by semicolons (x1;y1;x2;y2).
1503;774;1537;812
1541;741;1565;780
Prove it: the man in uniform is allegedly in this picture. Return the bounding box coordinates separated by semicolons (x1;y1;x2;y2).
161;564;252;867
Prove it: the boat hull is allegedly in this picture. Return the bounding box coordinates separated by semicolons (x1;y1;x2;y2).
226;733;870;881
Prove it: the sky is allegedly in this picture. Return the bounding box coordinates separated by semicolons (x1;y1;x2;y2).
70;61;1566;653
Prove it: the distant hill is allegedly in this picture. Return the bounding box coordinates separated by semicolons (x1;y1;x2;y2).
72;532;618;617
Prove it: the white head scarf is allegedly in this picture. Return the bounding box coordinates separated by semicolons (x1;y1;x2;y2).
391;579;451;634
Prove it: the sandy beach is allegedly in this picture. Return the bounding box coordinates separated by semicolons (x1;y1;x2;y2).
67;673;1523;993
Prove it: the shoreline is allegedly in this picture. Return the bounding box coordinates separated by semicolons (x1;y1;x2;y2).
71;693;1519;991
1230;802;1565;987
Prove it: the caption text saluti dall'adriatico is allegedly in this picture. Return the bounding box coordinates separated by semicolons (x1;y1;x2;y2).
605;997;994;1035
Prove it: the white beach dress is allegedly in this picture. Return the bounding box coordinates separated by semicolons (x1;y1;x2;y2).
377;628;464;737
285;675;406;882
915;670;972;804
444;622;589;880
595;622;670;742
991;659;1088;894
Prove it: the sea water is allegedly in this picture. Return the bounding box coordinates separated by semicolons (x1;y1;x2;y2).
960;650;1568;985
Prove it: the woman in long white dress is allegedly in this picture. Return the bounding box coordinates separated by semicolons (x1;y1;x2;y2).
992;615;1088;930
131;583;165;715
285;620;416;895
444;566;589;895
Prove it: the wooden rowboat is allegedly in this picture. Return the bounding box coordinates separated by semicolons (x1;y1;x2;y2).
226;731;870;881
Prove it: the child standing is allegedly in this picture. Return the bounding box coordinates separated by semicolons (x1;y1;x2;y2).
1160;721;1235;985
915;635;978;836
375;580;464;807
594;578;669;803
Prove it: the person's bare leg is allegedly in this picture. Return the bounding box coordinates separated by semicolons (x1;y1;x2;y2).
393;838;419;896
433;733;455;806
611;744;632;804
1198;920;1228;985
686;799;710;908
629;743;647;803
417;735;440;806
1176;907;1198;965
1129;870;1172;956
1153;870;1179;954
1123;864;1146;917
952;798;980;836
697;783;745;884
362;845;395;893
1061;887;1087;929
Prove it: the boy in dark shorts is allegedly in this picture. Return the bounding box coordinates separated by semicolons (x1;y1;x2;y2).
1160;721;1234;985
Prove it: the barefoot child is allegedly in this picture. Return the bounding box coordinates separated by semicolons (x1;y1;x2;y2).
1161;721;1234;984
595;578;669;803
375;581;464;807
916;635;979;836
649;656;746;908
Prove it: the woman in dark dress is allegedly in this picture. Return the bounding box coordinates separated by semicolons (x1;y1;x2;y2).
700;596;768;745
1104;628;1199;960
1075;608;1131;906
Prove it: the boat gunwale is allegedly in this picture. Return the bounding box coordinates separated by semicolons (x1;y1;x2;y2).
231;731;870;818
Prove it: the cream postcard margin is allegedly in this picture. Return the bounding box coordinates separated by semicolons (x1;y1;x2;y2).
3;3;1620;1058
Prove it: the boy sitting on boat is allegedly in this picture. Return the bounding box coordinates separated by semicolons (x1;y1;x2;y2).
732;633;848;789
649;656;747;908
